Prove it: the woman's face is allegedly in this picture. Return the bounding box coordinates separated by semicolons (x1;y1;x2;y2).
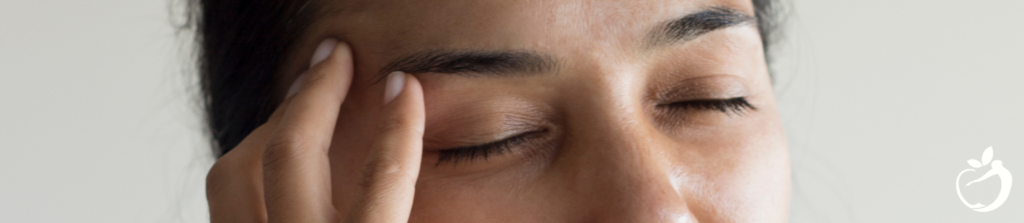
280;0;789;221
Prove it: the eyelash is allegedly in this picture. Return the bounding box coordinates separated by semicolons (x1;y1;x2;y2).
436;130;543;166
435;98;752;165
659;97;756;114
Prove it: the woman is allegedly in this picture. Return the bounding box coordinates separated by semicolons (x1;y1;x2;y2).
195;0;788;222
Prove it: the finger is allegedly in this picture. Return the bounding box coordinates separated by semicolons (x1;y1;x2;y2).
206;97;293;223
347;72;425;223
262;39;353;223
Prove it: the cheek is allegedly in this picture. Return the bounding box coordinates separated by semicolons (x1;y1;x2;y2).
409;173;560;222
676;105;789;222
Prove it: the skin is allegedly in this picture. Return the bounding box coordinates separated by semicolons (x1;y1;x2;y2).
205;0;790;222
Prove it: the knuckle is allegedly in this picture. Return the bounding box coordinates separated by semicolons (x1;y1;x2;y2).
359;154;415;189
206;134;264;197
376;116;422;138
205;155;238;197
261;131;320;168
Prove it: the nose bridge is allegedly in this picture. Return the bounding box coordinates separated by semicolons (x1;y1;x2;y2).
561;63;694;222
592;132;694;222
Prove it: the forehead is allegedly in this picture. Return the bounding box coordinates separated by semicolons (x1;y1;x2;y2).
312;0;754;65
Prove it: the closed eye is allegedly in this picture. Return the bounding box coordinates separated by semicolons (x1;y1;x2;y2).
435;130;545;166
657;97;756;115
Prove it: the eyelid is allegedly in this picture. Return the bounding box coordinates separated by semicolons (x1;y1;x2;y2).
651;74;751;103
423;120;538;150
423;98;550;150
435;129;546;165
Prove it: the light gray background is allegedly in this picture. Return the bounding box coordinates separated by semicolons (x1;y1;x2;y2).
1;0;1021;222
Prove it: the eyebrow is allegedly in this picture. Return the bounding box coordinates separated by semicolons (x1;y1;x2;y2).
646;7;755;47
375;50;557;83
375;7;752;81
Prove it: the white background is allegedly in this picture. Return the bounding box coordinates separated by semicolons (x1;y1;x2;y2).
1;0;1021;222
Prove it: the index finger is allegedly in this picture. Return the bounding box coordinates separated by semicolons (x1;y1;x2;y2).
261;39;352;223
345;72;425;223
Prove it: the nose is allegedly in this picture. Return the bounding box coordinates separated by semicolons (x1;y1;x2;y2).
558;71;696;222
576;124;696;222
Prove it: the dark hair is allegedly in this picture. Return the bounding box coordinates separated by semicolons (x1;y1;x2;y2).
189;0;780;157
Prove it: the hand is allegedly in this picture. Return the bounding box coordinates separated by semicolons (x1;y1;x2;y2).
205;39;426;223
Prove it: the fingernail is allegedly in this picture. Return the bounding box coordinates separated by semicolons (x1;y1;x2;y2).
286;73;306;98
383;71;406;104
310;38;339;68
